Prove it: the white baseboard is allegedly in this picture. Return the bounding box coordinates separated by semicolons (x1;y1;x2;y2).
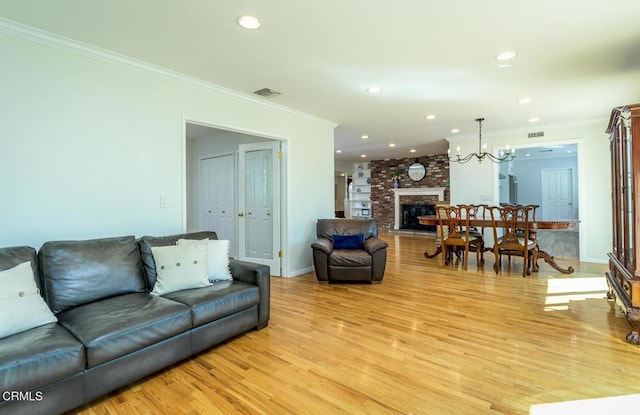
580;258;608;264
282;266;314;278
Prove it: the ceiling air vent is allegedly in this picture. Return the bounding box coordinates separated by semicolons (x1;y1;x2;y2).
528;131;544;138
254;88;281;98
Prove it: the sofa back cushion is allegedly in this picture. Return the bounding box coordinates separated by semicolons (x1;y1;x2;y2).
138;231;218;290
316;219;378;241
39;236;146;314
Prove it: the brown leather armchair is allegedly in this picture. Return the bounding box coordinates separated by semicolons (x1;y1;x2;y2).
311;219;388;284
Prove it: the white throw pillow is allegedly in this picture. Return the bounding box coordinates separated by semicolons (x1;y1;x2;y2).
0;261;57;339
151;241;211;295
177;238;232;281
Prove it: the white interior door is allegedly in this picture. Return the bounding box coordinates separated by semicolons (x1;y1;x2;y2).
541;168;575;220
238;141;281;275
200;154;236;256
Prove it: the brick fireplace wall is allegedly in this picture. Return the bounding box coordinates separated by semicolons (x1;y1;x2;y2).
369;154;449;230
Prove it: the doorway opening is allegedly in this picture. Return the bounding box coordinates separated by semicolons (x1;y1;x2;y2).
184;121;285;276
497;142;580;260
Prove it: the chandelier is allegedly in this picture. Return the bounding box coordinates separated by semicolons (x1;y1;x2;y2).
448;118;515;164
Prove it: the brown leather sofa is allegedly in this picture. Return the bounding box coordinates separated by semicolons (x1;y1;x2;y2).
311;219;388;284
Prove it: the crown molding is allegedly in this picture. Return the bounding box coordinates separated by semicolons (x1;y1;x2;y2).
0;17;338;128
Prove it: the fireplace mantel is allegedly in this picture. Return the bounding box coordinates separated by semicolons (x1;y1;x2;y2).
392;187;446;230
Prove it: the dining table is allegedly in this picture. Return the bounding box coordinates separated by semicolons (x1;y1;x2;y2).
417;215;579;274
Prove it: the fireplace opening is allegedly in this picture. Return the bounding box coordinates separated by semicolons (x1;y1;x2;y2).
401;204;436;231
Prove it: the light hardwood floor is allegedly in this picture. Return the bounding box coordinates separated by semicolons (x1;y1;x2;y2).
72;231;638;415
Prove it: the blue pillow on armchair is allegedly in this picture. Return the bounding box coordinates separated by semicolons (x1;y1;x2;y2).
332;234;365;249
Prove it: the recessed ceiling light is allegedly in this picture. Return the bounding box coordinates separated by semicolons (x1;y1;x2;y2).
529;117;540;123
518;97;532;104
410;149;417;153
238;15;261;29
496;51;518;61
335;150;342;153
425;114;437;120
525;153;531;157
361;135;369;139
367;86;382;94
389;143;396;147
360;154;367;158
451;128;460;133
566;150;572;154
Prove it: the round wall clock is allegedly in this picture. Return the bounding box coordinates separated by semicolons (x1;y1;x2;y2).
408;162;426;182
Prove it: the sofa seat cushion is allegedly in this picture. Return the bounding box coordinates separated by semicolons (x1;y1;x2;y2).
0;323;85;392
58;293;191;368
328;249;372;267
163;281;259;327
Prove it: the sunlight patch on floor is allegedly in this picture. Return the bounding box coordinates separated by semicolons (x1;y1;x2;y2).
544;277;608;311
530;394;640;414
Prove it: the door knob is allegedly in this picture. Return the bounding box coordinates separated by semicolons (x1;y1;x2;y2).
238;212;244;217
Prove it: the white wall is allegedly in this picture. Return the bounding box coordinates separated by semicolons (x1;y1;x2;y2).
335;174;347;212
0;26;336;277
448;121;611;263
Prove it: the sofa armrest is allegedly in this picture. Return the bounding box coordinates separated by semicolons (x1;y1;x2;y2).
363;237;388;255
229;259;270;329
311;238;333;254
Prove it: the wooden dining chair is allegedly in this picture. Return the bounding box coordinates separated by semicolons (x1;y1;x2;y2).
462;204;487;264
511;204;540;265
436;205;483;270
488;205;537;277
501;204;538;226
432;202;450;255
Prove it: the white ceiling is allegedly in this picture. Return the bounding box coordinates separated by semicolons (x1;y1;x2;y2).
2;1;640;161
514;144;578;160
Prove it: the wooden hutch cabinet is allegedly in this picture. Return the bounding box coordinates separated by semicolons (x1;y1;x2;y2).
606;103;640;344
